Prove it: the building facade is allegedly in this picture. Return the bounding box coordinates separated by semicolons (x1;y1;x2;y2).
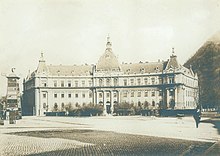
22;37;198;116
6;69;21;112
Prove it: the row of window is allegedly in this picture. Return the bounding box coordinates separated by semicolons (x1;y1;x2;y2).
43;93;93;99
97;91;163;98
186;90;195;97
41;80;93;88
122;91;162;98
185;101;195;107
55;80;93;87
184;77;196;87
98;77;175;86
42;90;167;100
40;76;176;88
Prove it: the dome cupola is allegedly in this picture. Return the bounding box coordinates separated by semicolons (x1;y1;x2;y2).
96;36;121;72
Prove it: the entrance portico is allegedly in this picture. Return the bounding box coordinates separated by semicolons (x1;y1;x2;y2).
94;89;119;115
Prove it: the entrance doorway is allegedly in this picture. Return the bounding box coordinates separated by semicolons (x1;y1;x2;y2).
106;101;111;114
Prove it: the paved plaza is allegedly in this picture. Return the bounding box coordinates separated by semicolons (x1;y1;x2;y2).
0;116;219;155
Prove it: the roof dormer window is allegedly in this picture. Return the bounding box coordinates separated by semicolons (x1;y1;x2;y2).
140;68;145;73
105;54;110;58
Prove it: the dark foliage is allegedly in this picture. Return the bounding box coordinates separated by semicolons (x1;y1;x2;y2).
184;41;220;109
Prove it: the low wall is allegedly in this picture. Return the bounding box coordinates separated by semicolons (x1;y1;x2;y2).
159;109;196;117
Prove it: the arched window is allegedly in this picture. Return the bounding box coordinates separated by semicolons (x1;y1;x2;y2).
144;78;148;85
61;103;65;109
138;101;141;107
124;79;127;86
43;103;47;109
152;101;155;107
106;78;111;86
137;78;141;85
54;103;58;111
99;79;103;86
114;78;118;86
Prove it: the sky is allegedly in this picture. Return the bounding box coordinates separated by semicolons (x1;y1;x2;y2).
0;0;220;96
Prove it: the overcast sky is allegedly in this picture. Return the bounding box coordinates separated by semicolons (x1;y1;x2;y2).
0;0;220;96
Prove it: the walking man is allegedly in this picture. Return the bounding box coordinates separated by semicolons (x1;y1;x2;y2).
193;109;201;128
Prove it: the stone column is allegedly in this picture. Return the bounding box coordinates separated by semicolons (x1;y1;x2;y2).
93;89;96;104
36;78;40;116
103;91;107;115
174;88;178;108
166;89;170;108
117;90;120;104
110;91;114;114
34;88;38;116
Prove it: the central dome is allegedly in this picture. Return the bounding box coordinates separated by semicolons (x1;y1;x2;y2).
96;36;121;72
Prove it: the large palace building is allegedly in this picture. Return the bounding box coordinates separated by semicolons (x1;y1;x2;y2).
22;37;198;116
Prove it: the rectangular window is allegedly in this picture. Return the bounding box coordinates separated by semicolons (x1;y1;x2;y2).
61;81;64;87
172;77;175;83
68;81;71;87
123;92;127;97
169;77;175;84
61;94;64;98
89;92;92;98
144;91;148;97
75;81;78;87
137;78;141;85
82;81;85;87
114;92;117;97
99;93;103;98
151;78;155;85
164;78;168;84
169;90;174;96
151;91;155;97
106;92;110;98
130;79;134;85
131;92;134;97
43;93;46;98
89;80;92;87
144;78;148;85
124;79;127;86
138;91;141;97
43;103;47;109
82;93;85;98
159;78;162;84
54;94;57;98
75;93;78;98
159;90;162;96
114;78;118;86
54;81;57;87
68;94;71;98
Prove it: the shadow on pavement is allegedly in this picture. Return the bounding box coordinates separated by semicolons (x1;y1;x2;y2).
10;129;213;156
201;118;220;135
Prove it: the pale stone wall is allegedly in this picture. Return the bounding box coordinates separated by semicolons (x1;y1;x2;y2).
23;59;199;116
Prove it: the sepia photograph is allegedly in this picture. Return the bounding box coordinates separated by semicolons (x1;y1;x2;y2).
0;0;220;155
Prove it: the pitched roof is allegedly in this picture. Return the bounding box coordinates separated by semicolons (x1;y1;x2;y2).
47;65;93;76
121;62;164;74
165;55;180;70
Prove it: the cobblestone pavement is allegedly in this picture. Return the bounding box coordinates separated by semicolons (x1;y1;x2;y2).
0;132;93;156
0;116;219;155
8;129;214;156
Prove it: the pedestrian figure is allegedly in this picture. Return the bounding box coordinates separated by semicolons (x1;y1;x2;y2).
193;109;201;128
